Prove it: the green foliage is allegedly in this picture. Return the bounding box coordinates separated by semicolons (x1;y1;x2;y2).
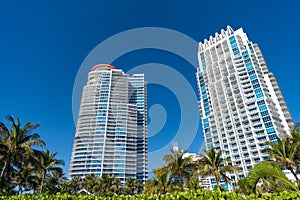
183;175;203;191
247;161;299;194
234;177;252;196
198;147;239;190
246;191;300;200
1;115;299;198
0;116;64;194
2;191;300;200
143;166;173;195
0;190;300;200
163;149;193;191
0;190;245;200
264;135;299;182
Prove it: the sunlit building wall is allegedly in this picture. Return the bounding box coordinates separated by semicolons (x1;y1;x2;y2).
196;26;293;188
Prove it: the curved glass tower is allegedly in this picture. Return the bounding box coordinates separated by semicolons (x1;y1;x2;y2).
69;64;148;183
196;26;293;188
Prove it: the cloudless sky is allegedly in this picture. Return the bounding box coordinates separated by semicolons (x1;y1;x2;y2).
0;0;299;174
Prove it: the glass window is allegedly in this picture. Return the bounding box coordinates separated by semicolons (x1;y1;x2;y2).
265;122;273;128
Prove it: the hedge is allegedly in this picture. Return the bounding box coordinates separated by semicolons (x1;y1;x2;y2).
1;190;300;200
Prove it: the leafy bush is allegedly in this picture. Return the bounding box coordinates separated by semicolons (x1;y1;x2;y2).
1;190;300;199
0;190;243;200
246;191;300;200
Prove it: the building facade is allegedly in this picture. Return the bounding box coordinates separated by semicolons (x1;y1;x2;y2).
196;26;293;188
69;64;148;183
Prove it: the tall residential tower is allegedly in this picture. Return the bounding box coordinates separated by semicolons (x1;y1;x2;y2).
69;64;148;183
196;26;293;187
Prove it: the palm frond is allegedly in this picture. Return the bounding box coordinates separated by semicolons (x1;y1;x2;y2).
247;161;298;193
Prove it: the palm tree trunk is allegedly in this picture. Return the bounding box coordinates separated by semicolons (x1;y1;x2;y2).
288;167;299;182
0;161;8;180
179;175;184;191
39;173;45;195
216;180;220;190
215;171;220;191
18;184;22;194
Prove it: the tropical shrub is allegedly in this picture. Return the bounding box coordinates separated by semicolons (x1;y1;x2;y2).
1;191;300;200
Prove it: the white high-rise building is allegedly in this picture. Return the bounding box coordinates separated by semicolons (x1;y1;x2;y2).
69;64;148;183
196;26;293;188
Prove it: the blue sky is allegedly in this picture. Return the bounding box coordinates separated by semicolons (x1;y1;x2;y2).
0;1;300;173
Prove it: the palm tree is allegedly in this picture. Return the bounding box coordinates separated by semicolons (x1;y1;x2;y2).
150;166;172;194
110;177;121;195
97;174;120;196
34;150;65;194
0;116;45;181
198;147;239;190
247;161;299;194
163;149;192;190
144;167;172;194
144;179;156;194
184;175;203;191
42;170;67;194
82;174;97;194
14;161;38;194
233;177;252;196
125;178;135;194
287;127;300;175
288;127;300;143
133;179;143;194
264;136;299;182
64;176;82;194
